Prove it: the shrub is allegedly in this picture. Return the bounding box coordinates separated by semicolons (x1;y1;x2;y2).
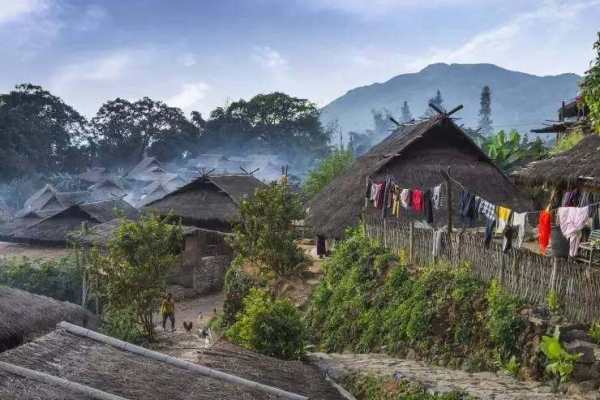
546;289;561;315
589;321;600;344
0;256;82;304
230;182;306;277
90;215;183;340
227;288;306;360
221;259;258;328
104;305;143;344
485;280;525;359
540;327;582;390
549;130;583;156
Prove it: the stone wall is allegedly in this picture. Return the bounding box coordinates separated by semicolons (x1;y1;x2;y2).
193;255;232;295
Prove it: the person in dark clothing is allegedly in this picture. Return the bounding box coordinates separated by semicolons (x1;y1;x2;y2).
316;235;327;258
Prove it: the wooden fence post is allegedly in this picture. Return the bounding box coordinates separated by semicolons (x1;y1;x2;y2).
499;253;506;285
550;257;559;291
383;218;387;247
409;220;414;263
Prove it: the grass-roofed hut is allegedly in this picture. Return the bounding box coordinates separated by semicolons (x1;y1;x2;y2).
0;286;98;352
18;184;90;217
512;135;600;190
144;174;266;231
307;115;531;239
0;325;343;399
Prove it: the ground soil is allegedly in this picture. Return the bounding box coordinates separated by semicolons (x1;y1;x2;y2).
0;241;69;261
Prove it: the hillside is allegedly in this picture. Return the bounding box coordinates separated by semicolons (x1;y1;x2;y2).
320;63;580;135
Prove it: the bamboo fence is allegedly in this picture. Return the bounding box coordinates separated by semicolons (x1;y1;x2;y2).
365;215;600;324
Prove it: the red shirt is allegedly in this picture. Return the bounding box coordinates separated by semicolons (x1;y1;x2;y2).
412;189;424;213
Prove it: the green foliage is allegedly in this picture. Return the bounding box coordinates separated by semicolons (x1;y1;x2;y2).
540;327;581;386
589;321;600;344
0;256;82;303
90;215;183;340
308;229;493;365
581;32;600;133
485;279;525;359
502;355;521;378
226;288;307;360
343;374;472;400
303;149;353;199
546;289;561;314
230;182;306;277
103;305;144;344
484;130;547;171
221;259;258;328
549;130;584;156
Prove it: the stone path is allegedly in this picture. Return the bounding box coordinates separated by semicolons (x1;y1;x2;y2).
309;353;600;400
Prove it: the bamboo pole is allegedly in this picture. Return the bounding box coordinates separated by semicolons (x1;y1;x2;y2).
59;322;309;400
0;361;129;400
409;220;414;263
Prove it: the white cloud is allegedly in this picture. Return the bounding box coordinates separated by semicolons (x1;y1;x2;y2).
0;0;48;25
76;4;108;31
51;51;134;91
252;46;288;70
178;53;197;67
300;0;483;18
167;82;210;110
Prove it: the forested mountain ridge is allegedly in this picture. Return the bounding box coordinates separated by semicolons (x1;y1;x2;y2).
320;63;580;134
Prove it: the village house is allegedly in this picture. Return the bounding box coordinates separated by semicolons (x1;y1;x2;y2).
17;184;91;218
143;174;266;232
78;167;115;186
0;286;98;352
307;114;531;239
0;323;343;399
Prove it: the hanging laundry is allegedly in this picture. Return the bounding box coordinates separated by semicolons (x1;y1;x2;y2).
538;211;552;255
459;191;477;223
365;181;372;200
412;189;424;213
578;191;591;207
400;189;411;209
432;229;444;257
423;189;434;224
557;206;590;257
512;212;528;248
484;218;496;248
496;206;512;234
478;199;496;221
392;186;401;217
432;185;442;209
381;179;391;217
372;182;386;209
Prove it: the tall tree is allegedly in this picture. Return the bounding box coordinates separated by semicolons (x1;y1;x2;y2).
0;84;90;181
425;89;445;117
92;97;198;167
581;32;600;133
479;86;493;136
371;108;395;136
401;101;412;123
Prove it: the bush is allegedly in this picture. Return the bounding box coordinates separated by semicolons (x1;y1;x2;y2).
485;280;525;359
0;256;82;304
589;321;600;344
230;182;306;277
221;259;258;328
227;288;306;360
303;149;353;199
549;130;583;156
104;305;144;344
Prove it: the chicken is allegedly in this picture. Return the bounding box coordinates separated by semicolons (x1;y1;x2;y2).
182;321;193;332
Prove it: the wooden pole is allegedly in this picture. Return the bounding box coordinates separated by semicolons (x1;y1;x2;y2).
409;220;414;263
441;168;453;257
550;257;559;291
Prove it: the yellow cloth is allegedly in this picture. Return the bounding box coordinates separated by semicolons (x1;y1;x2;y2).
392;186;401;217
160;299;175;316
496;206;512;233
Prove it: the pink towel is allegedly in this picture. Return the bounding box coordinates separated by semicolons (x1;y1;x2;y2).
557;207;589;257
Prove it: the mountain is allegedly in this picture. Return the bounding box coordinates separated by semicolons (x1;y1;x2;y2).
320;63;581;137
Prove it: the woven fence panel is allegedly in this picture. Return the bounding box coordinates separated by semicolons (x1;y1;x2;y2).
365;217;600;324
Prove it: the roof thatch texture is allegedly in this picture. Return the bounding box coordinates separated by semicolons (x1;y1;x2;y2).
8;200;139;245
79;167;112;184
197;340;344;399
144;174;265;229
512;134;600;187
0;286;98;352
0;329;333;399
18;186;91;218
126;156;167;182
88;178;127;201
307;116;531;238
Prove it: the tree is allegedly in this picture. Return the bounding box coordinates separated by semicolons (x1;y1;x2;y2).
89;215;183;340
479;86;493;136
230;182;306;277
401;101;412;123
371;108;395;136
425;89;445;117
484;129;547;171
92;97;198;167
0;84;89;181
303;149;353;199
581;32;600;133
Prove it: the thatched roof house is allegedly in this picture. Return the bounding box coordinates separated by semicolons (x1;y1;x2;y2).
88;178;127;201
78;167;113;185
307;115;531;238
7;199;138;246
126;156;168;183
144;174;266;231
0;325;342;399
19;185;90;217
0;286;98;352
512;135;600;189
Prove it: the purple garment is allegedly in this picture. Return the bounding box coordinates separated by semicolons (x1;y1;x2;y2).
558;206;589;257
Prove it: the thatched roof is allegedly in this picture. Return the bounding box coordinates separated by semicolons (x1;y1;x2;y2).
8;200;139;245
72;218;200;247
126;157;167;182
144;174;265;230
18;185;91;218
512;134;600;188
79;167;113;184
88;178;127;201
0;328;340;399
307;115;531;238
0;286;98;352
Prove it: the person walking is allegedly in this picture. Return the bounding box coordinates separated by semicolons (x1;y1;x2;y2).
160;293;176;332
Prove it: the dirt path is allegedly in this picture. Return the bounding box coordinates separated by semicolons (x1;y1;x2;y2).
152;291;224;361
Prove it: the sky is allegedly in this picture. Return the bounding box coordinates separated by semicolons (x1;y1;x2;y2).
0;0;598;118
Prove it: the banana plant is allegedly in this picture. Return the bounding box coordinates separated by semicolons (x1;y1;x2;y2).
540;327;582;390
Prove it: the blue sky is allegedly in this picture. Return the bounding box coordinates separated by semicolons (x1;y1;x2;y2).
0;0;598;117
